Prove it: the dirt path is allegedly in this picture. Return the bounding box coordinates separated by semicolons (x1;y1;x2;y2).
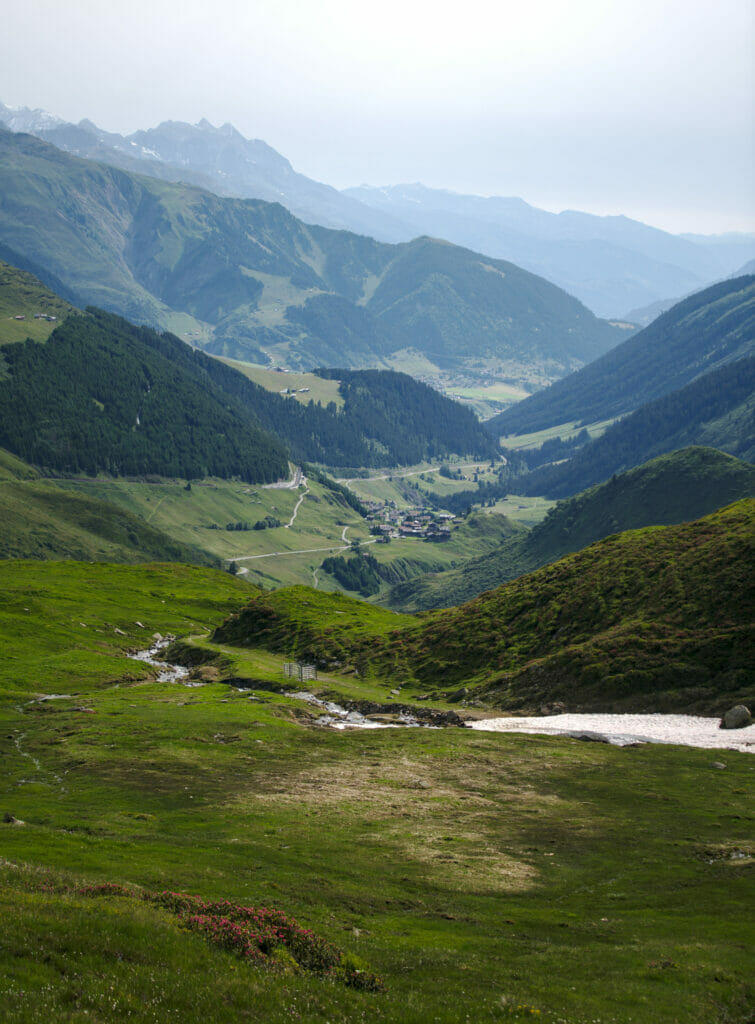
285;484;308;528
231;537;378;563
145;495;166;523
336;460;491;486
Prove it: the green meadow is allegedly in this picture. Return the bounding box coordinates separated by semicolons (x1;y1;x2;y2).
1;560;752;1023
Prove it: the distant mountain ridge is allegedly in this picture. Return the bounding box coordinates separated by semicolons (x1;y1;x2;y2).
2;101;752;320
0;127;622;379
0;102;409;243
344;183;755;317
517;354;755;498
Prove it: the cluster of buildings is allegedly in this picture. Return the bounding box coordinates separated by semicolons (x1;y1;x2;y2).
363;500;459;542
11;313;58;322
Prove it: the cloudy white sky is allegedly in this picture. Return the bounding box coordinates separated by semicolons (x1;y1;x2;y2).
2;0;753;234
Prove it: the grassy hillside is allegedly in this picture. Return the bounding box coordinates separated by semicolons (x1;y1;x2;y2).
217;359;345;408
385;448;755;611
0;449;219;566
0;259;75;345
219;501;755;713
0;127;623;377
520;356;755;497
489;275;755;438
1;558;753;1022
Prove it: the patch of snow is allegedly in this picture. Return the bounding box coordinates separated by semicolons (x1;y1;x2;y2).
469;713;755;753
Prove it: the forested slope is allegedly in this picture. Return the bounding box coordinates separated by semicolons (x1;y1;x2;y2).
0;310;288;481
519;356;755;497
488;276;755;437
0;305;497;476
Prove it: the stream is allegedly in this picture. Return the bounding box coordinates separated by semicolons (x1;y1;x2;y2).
129;638;198;685
287;691;435;730
128;645;434;727
127;646;753;749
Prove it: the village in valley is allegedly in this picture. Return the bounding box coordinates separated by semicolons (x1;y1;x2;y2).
362;500;459;542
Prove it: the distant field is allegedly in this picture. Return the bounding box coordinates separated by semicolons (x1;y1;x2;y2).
0;262;74;346
501;417;616;449
54;476;363;564
164;311;214;347
489;493;557;525
340;460;500;508
445;381;532;420
217;359;345;408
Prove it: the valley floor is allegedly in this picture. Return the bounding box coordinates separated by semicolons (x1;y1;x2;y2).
1;561;753;1024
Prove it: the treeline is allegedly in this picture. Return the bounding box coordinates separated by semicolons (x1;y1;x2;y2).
320;550;422;597
313;369;498;465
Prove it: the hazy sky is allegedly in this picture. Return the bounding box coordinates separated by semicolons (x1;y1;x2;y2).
2;0;753;234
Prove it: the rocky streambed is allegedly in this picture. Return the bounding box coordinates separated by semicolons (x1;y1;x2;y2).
129;645;465;729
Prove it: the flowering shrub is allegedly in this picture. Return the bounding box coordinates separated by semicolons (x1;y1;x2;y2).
74;882;383;990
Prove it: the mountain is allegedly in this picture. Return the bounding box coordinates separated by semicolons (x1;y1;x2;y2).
487;276;755;438
343;183;754;317
0;103;411;243
519;356;755;497
383;447;755;611
0;449;218;566
623;256;755;327
216;500;755;713
4;103;753;322
0;127;623;379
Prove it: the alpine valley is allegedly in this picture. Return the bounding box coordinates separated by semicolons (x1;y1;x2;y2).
0;105;753;1024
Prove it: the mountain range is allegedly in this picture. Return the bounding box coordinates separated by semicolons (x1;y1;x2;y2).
2;102;752;320
0;126;624;382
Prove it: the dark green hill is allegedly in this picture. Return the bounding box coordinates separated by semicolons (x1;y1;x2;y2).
0;309;289;481
0;449;218;566
0;128;623;375
399;499;755;713
217;500;755;713
488;276;755;437
520;356;755;497
384;447;755;611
